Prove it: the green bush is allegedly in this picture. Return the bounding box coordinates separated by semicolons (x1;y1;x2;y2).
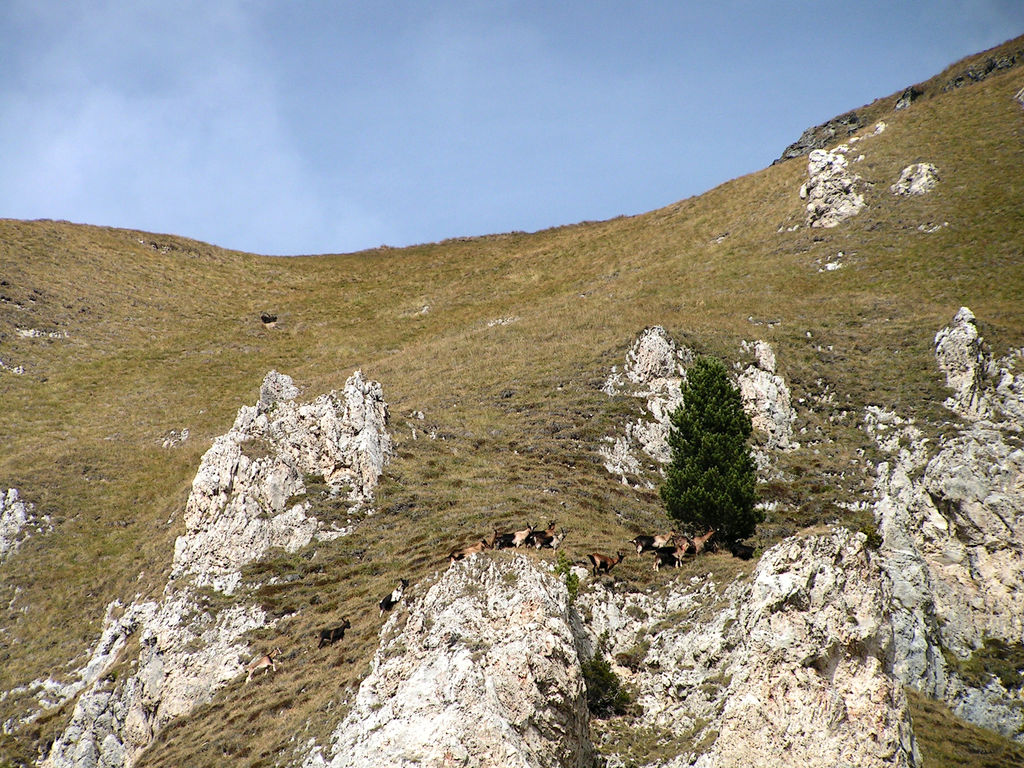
554;551;579;603
660;356;760;543
582;651;633;717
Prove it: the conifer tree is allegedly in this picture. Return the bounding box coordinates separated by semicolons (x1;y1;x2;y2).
660;356;760;543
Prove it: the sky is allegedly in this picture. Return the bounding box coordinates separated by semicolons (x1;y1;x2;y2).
1;1;1022;256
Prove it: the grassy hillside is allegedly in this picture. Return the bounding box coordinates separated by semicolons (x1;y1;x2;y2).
2;36;1024;767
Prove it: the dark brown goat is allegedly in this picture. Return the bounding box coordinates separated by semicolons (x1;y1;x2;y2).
652;545;684;571
317;619;352;648
730;542;756;560
528;521;559;548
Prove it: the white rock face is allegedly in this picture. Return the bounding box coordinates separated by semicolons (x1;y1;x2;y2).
1;489;32;563
310;555;592;768
738;340;799;451
869;309;1024;740
172;369;391;592
577;530;918;767
800;147;865;228
0;488;49;564
600;327;691;486
41;595;265;768
891;163;940;196
934;306;1024;423
42;371;392;768
601;330;799;484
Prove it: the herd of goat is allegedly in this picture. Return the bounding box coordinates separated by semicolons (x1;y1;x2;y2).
448;521;755;574
244;522;755;682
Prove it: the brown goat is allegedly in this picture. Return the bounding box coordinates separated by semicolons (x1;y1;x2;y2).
448;537;494;563
690;529;716;555
588;551;626;575
652;531;678;549
245;648;280;683
511;523;534;548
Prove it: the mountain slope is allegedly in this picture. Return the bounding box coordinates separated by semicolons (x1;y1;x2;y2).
2;35;1024;767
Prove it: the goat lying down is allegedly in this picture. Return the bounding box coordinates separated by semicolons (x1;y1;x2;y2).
448;537;494;563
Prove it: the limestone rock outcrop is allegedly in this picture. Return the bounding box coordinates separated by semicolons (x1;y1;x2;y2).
800;147;865;228
775;111;863;163
934;306;1024;423
600;327;691;486
601;329;798;485
41;596;265;768
0;488;49;564
42;371;392;768
891;163;939;196
869;308;1024;740
579;529;917;767
172;369;391;593
306;555;592;768
738;340;798;452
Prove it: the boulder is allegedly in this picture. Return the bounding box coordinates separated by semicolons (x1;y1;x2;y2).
891;163;939;196
801;148;865;228
895;86;922;110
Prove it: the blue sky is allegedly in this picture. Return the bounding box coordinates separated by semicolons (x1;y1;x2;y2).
1;1;1021;255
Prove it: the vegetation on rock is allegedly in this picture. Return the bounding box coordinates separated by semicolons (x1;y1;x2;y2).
582;650;633;718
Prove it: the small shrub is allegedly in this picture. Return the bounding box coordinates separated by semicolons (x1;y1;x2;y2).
554;551;579;603
950;638;1024;691
582;651;634;717
859;523;883;550
614;640;650;672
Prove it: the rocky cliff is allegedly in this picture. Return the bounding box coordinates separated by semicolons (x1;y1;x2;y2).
295;307;1023;766
301;530;918;768
39;371;392;768
871;307;1024;740
600;326;797;485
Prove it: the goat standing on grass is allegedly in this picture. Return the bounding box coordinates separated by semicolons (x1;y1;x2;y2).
511;523;534;548
587;551;626;576
631;532;679;555
653;544;686;571
379;579;409;616
245;648;280;684
529;521;560;549
690;529;716;555
317;619;352;648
